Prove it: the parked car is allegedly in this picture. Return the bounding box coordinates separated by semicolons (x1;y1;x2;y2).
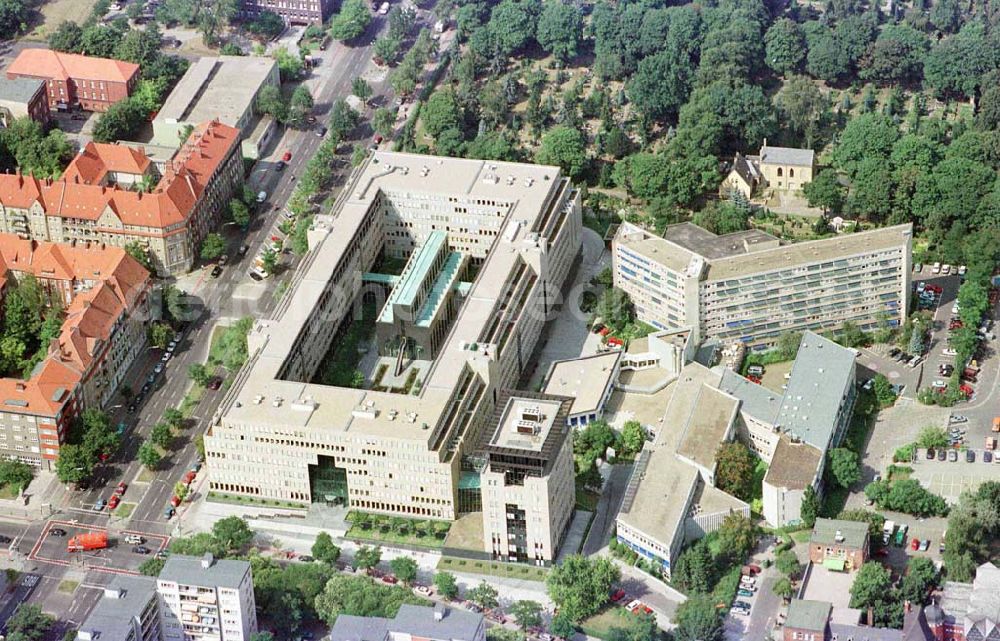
738;589;754;598
108;495;120;509
94;499;107;511
275;160;286;171
299;555;314;563
50;528;67;537
919;539;931;552
207;377;222;390
210;265;223;278
381;575;398;584
986;451;994;463
747;365;765;376
610;588;626;603
931;380;947;389
317;126;327;137
132;546;150;554
415;585;432;596
238;244;250;257
282;150;292;162
967;450;976;463
949;450;958;462
911;537;920;551
926;448;935;459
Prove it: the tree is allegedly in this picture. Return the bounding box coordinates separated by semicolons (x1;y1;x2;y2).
200;232;226;263
261;248;278;275
765;18;806;76
312;532;341;564
850;562;894;609
488;0;539;58
672;539;715;593
509;600;543;631
147;321;171;349
354;545;382;572
4;604;53;641
776;75;825;142
373;35;403;65
138;441;162;470
55;443;96;486
422;90;463;139
545;555;619;621
272;47;304;81
536;126;587;180
246;10;285;39
257;85;288;122
917;426;949;450
48;20;84;52
872;375;897;407
124;241;154;272
717;513;758;561
93;97;147;143
330;0;372;41
188;363;212;387
900;557;938;605
139;557;167;576
0;0;28;39
536;1;582;62
0;461;33;493
550;611;577;638
832;113;899;178
803;169;845;215
611;153;671;200
328;99;360;140
433;571;459;599
859;24;929;87
828;448;861;488
314;574;426;625
773;577;794;600
150;422;173;449
373;108;397;138
776;549;801;578
674;595;723;641
924;22;997;99
389;556;418;585
352;76;373;104
163;408;183;430
250;633;276;641
619;421;646;457
468;581;499;609
212;516;253;552
801;485;820;527
715;442;756;501
288;85;315;128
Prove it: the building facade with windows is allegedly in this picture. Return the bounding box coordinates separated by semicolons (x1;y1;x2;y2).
237;0;336;24
5;49;139;112
205;153;581;526
157;554;257;641
77;576;161;641
808;518;869;571
0;235;150;470
613;221;912;349
0;121;242;275
0;77;50;126
330;605;486;641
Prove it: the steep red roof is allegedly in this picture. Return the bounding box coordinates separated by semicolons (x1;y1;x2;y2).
62;142;152;185
6;49;139;84
0;120;240;233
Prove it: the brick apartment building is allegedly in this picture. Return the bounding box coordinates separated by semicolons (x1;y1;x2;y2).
808;518;870;571
0;120;242;275
0;235;150;470
0;77;50;126
5;49;139;113
238;0;336;24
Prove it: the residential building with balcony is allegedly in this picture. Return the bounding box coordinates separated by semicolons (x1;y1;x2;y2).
205;153;581;526
0;235;150;469
613;221;912;349
157;554;257;641
5;49;139;113
0;120;243;275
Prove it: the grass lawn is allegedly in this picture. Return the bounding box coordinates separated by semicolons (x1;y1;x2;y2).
0;484;20;500
179;384;204;418
27;0;100;39
791;529;812;543
114;502;136;520
207;491;307;511
579;607;652;639
437;556;548;582
57;580;79;594
576;482;600;511
346;525;445;549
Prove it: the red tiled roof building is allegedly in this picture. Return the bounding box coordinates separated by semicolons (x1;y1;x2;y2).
5;49;140;113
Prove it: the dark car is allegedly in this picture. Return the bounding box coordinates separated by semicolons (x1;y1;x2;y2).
49;528;67;537
238;244;250;257
128;403;137;413
591;323;605;334
275;160;286;171
937;448;947;461
985;451;994;463
299;555;315;562
207;378;222;390
210;265;223;278
132;546;151;554
0;535;11;544
926;448;935;459
316;126;327;137
967;450;976;463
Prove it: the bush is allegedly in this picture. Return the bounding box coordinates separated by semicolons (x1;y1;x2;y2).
893;443;916;462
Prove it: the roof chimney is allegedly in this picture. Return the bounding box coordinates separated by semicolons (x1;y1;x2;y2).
200;552;214;569
433;605;445;621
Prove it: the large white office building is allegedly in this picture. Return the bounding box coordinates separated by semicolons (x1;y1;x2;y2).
205;153;582;521
613;222;912;349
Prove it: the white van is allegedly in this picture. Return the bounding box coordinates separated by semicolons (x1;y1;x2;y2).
124;534;144;545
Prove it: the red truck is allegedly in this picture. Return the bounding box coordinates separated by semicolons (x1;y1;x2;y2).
67;531;108;552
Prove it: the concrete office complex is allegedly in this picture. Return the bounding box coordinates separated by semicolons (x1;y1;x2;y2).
330;605;486;641
0;121;243;275
613;221;912;349
719;331;857;526
238;0;336;25
615;331;857;573
480;391;575;565
77;576;161;641
615;362;749;577
76;556;257;641
152;56;280;157
542;351;621;427
205;153;582;522
157;554;258;641
0;77;49;126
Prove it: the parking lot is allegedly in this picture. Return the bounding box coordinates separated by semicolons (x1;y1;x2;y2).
28;520;168;576
910;449;1000;503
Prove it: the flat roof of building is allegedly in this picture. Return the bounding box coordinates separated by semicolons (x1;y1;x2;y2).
810;518;869;549
156;55;277;127
0;76;44;104
777;332;855;450
785;599;831;632
492;397;561;452
676;385;738;472
717;368;782;424
664;222;779;260
763;434;822;491
77;575;156;641
690;478;749;516
616;223;696;274
220;152;570;445
330;605;483;641
705;224;912;282
543;351;621;417
158;554;249;589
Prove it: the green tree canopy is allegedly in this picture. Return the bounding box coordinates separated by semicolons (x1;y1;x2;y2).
545;555;619;621
330;0;372;41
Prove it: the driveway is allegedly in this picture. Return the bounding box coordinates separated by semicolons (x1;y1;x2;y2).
582;463;633;557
